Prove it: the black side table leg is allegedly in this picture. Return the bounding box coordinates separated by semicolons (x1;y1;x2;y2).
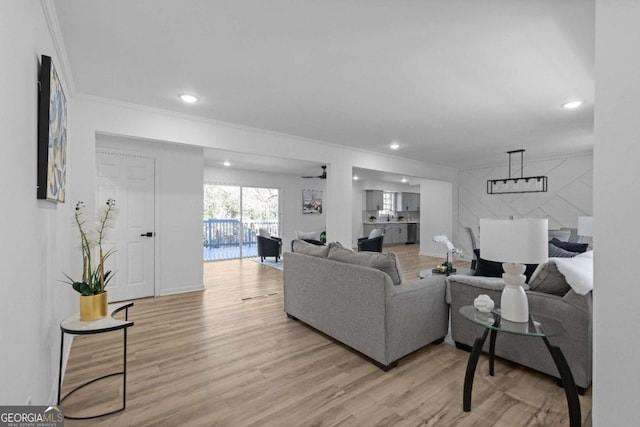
463;328;490;412
57;331;64;405
123;327;128;410
543;337;581;427
489;329;497;376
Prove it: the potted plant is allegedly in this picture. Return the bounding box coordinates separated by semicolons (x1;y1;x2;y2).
64;199;117;321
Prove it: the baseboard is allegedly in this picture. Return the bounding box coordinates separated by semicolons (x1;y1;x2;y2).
159;284;205;296
419;251;445;257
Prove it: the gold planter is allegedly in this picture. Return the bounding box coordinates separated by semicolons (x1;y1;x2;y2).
79;292;108;321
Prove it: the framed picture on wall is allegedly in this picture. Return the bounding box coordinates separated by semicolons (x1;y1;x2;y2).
302;189;322;214
37;55;67;202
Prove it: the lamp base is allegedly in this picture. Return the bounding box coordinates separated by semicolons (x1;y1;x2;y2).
500;263;529;323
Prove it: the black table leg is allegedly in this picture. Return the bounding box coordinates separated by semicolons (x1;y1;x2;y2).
463;328;490;412
488;329;497;376
543;337;581;427
123;327;128;410
57;331;64;405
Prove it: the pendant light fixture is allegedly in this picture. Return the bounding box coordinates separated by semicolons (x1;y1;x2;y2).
487;150;548;194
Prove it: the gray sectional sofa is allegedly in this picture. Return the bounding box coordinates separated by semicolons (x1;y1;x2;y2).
283;241;449;370
448;268;592;391
284;240;592;391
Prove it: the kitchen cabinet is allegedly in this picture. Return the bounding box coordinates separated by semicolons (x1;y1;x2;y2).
363;222;415;246
397;192;420;212
365;190;384;211
398;225;408;244
363;223;378;238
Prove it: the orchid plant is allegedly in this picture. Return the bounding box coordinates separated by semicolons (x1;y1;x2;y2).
433;235;463;271
64;199;117;296
432;235;463;258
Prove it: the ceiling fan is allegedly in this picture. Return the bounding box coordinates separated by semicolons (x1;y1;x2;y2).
302;165;327;180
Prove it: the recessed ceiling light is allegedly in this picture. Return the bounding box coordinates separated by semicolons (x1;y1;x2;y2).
223;161;231;167
401;178;408;183
390;142;400;150
353;175;359;181
562;100;583;109
179;93;199;104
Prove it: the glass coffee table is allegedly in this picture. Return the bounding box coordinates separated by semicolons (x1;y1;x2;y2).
459;305;581;427
417;267;473;279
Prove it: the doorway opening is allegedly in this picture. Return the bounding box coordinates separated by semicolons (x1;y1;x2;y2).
203;184;280;261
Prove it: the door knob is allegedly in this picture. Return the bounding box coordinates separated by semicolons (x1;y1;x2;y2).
140;232;154;237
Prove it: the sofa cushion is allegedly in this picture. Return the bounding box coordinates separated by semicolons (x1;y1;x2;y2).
527;261;571;296
292;239;330;257
548;242;580;258
473;249;537;283
550;238;588;254
328;243;403;285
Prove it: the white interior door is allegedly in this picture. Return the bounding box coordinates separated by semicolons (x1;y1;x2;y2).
96;151;155;301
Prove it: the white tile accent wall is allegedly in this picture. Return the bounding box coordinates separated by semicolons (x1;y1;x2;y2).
457;154;593;258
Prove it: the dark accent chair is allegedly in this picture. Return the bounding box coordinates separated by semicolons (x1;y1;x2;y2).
464;226;478;270
257;235;282;262
357;235;384;252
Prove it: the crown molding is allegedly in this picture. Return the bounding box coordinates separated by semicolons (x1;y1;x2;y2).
463;151;593;172
75;93;457;175
40;0;76;96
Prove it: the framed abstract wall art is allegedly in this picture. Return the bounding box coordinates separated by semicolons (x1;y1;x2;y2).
37;55;67;202
302;189;323;214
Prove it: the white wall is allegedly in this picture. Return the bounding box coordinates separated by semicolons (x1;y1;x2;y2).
457;154;593;258
70;97;457;248
205;167;326;250
593;1;640;423
96;135;204;296
0;0;75;404
419;180;453;257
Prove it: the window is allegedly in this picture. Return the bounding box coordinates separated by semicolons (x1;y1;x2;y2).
203;184;280;261
378;192;394;217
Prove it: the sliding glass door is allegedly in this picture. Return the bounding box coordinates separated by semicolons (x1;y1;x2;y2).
204;184;279;261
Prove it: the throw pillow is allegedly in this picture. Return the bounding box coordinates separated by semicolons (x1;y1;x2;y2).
548;229;571;242
527;261;571;296
292;239;330;257
368;228;384;239
328;244;403;285
258;228;271;238
550;238;589;254
296;230;320;241
552;250;593;295
548;242;579;258
473;249;537;283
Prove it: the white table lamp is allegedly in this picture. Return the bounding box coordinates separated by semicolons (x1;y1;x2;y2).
479;218;548;322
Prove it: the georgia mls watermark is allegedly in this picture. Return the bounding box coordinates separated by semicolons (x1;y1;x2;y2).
0;406;64;427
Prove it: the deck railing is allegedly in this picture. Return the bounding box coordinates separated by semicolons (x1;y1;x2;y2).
203;219;279;248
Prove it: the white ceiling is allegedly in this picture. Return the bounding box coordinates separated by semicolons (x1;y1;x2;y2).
53;0;594;170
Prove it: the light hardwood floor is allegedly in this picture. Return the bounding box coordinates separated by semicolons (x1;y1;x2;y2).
62;245;592;426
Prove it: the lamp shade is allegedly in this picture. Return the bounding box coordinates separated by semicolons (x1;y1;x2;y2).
578;216;593;237
479;218;548;264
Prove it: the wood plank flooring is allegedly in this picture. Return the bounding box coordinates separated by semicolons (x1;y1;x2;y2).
62;245;592;426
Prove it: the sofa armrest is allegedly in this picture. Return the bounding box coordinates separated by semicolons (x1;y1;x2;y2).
385;276;449;362
444;275;516;304
448;274;593;389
